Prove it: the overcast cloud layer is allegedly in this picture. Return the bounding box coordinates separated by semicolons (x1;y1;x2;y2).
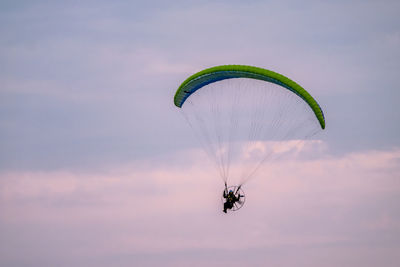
1;148;400;266
1;0;399;266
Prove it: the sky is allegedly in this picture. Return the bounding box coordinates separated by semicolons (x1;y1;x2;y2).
0;0;399;266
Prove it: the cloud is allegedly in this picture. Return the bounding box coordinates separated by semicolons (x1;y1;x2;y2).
1;1;399;266
1;146;399;266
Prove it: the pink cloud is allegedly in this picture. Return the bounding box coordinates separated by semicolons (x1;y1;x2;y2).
1;146;399;266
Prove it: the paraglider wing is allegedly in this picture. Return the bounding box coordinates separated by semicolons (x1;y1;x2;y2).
174;65;325;129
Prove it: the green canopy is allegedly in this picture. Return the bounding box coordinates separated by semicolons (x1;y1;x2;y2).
174;65;325;129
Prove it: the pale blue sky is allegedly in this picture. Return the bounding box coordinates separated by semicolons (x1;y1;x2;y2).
1;0;399;171
1;1;399;266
